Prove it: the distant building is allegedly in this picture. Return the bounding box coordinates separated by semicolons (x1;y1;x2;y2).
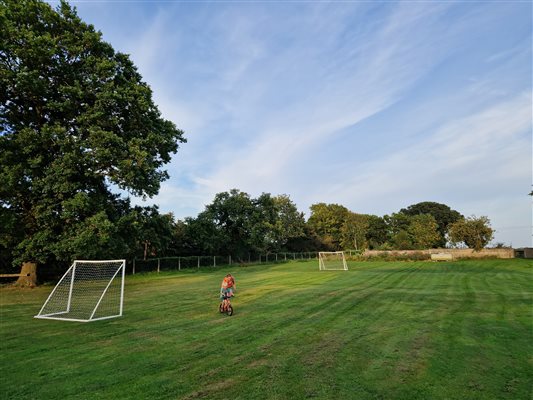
514;248;533;259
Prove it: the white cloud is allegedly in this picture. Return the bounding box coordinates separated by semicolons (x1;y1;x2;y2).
189;3;460;196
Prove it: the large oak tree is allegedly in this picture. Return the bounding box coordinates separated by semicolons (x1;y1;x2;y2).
0;0;185;268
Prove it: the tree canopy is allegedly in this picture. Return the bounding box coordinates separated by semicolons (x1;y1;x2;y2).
307;203;350;249
0;0;185;267
182;190;306;260
448;216;494;251
340;212;369;250
400;201;463;247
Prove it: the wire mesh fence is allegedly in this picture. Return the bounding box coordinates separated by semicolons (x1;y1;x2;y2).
129;252;319;274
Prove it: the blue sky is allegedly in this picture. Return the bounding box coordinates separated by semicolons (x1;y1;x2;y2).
57;1;531;247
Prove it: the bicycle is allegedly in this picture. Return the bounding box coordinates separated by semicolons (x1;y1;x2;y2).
219;294;234;316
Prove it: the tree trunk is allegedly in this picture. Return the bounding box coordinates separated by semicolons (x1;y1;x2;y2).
16;262;37;287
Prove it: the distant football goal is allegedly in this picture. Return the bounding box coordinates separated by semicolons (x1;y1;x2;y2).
35;260;125;322
318;251;348;271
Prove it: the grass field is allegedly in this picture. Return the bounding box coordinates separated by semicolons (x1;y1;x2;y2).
1;259;532;399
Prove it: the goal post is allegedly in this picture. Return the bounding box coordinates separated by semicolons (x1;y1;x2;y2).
35;260;126;322
318;251;348;271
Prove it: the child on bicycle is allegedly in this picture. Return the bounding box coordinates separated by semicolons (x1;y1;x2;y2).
220;273;236;310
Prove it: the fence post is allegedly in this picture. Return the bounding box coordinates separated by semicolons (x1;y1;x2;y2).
229;255;232;265
178;257;181;271
213;256;216;268
276;253;278;262
197;256;200;270
157;258;160;273
133;258;136;275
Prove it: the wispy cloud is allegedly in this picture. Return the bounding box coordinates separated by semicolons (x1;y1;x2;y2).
193;3;458;192
337;92;531;203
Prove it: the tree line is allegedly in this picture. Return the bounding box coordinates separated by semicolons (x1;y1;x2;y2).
0;0;494;275
136;191;495;263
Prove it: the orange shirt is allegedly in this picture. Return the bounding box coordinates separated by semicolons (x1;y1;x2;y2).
221;276;234;289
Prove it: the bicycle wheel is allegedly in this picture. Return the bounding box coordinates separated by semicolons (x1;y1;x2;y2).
227;305;233;316
219;303;224;313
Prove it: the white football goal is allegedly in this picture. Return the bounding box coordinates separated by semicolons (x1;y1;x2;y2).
35;260;125;322
318;251;348;271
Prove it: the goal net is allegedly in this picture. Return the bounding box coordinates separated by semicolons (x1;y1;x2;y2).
318;251;348;271
35;260;125;322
